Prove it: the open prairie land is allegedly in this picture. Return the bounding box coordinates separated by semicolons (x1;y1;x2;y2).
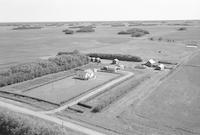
0;20;200;135
0;21;199;69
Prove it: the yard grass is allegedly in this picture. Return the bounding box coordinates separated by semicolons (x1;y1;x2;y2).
22;72;120;105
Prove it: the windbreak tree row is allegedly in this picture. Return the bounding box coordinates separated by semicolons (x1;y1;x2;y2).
0;53;89;87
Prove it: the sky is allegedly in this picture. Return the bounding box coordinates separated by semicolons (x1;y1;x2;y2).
0;0;199;22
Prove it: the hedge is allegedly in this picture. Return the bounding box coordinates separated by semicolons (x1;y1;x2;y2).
0;53;89;87
0;107;81;135
86;53;142;62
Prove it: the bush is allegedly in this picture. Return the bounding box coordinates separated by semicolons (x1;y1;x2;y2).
127;28;150;34
92;105;104;113
76;26;95;33
12;25;42;30
62;29;74;34
131;31;145;37
117;31;130;34
57;50;80;55
117;28;149;37
0;53;89;87
177;27;187;31
87;53;142;62
0;108;79;135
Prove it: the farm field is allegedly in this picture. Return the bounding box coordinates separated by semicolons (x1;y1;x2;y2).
0;21;199;69
22;71;119;104
0;20;200;135
117;52;200;135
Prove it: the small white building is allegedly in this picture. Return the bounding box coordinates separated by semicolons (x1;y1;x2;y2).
95;57;101;63
76;69;95;80
112;59;119;64
145;59;156;67
155;64;165;70
103;65;118;72
91;57;95;62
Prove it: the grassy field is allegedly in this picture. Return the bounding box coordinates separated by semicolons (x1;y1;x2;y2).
0;20;200;135
22;72;119;104
120;52;200;134
1;21;199;69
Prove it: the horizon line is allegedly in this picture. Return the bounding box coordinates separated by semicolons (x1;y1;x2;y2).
0;19;199;24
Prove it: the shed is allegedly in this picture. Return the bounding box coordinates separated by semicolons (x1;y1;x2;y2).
155;64;165;70
95;57;101;63
112;59;119;64
91;57;96;62
145;59;156;67
104;65;118;72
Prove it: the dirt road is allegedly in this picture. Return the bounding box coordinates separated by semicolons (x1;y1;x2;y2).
0;100;105;135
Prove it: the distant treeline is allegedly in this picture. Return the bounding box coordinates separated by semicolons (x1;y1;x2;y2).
62;26;95;34
86;53;142;62
0;107;80;135
118;28;150;37
12;25;43;30
0;53;89;87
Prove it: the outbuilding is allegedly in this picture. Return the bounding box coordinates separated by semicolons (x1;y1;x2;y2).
91;57;96;62
155;64;165;70
145;59;156;67
112;59;119;64
95;57;101;63
76;69;95;80
103;65;118;72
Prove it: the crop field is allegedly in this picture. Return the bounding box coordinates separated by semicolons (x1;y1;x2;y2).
22;71;119;104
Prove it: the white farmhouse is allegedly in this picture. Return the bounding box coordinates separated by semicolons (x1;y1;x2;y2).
76;69;95;80
145;59;156;67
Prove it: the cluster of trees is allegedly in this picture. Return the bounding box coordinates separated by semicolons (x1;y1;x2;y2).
177;27;187;31
76;26;95;32
87;53;142;62
62;29;74;34
12;25;43;30
0;108;78;135
118;28;150;37
0;53;89;87
62;26;95;35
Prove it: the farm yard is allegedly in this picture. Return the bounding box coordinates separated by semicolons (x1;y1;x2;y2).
22;71;120;104
0;20;200;135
